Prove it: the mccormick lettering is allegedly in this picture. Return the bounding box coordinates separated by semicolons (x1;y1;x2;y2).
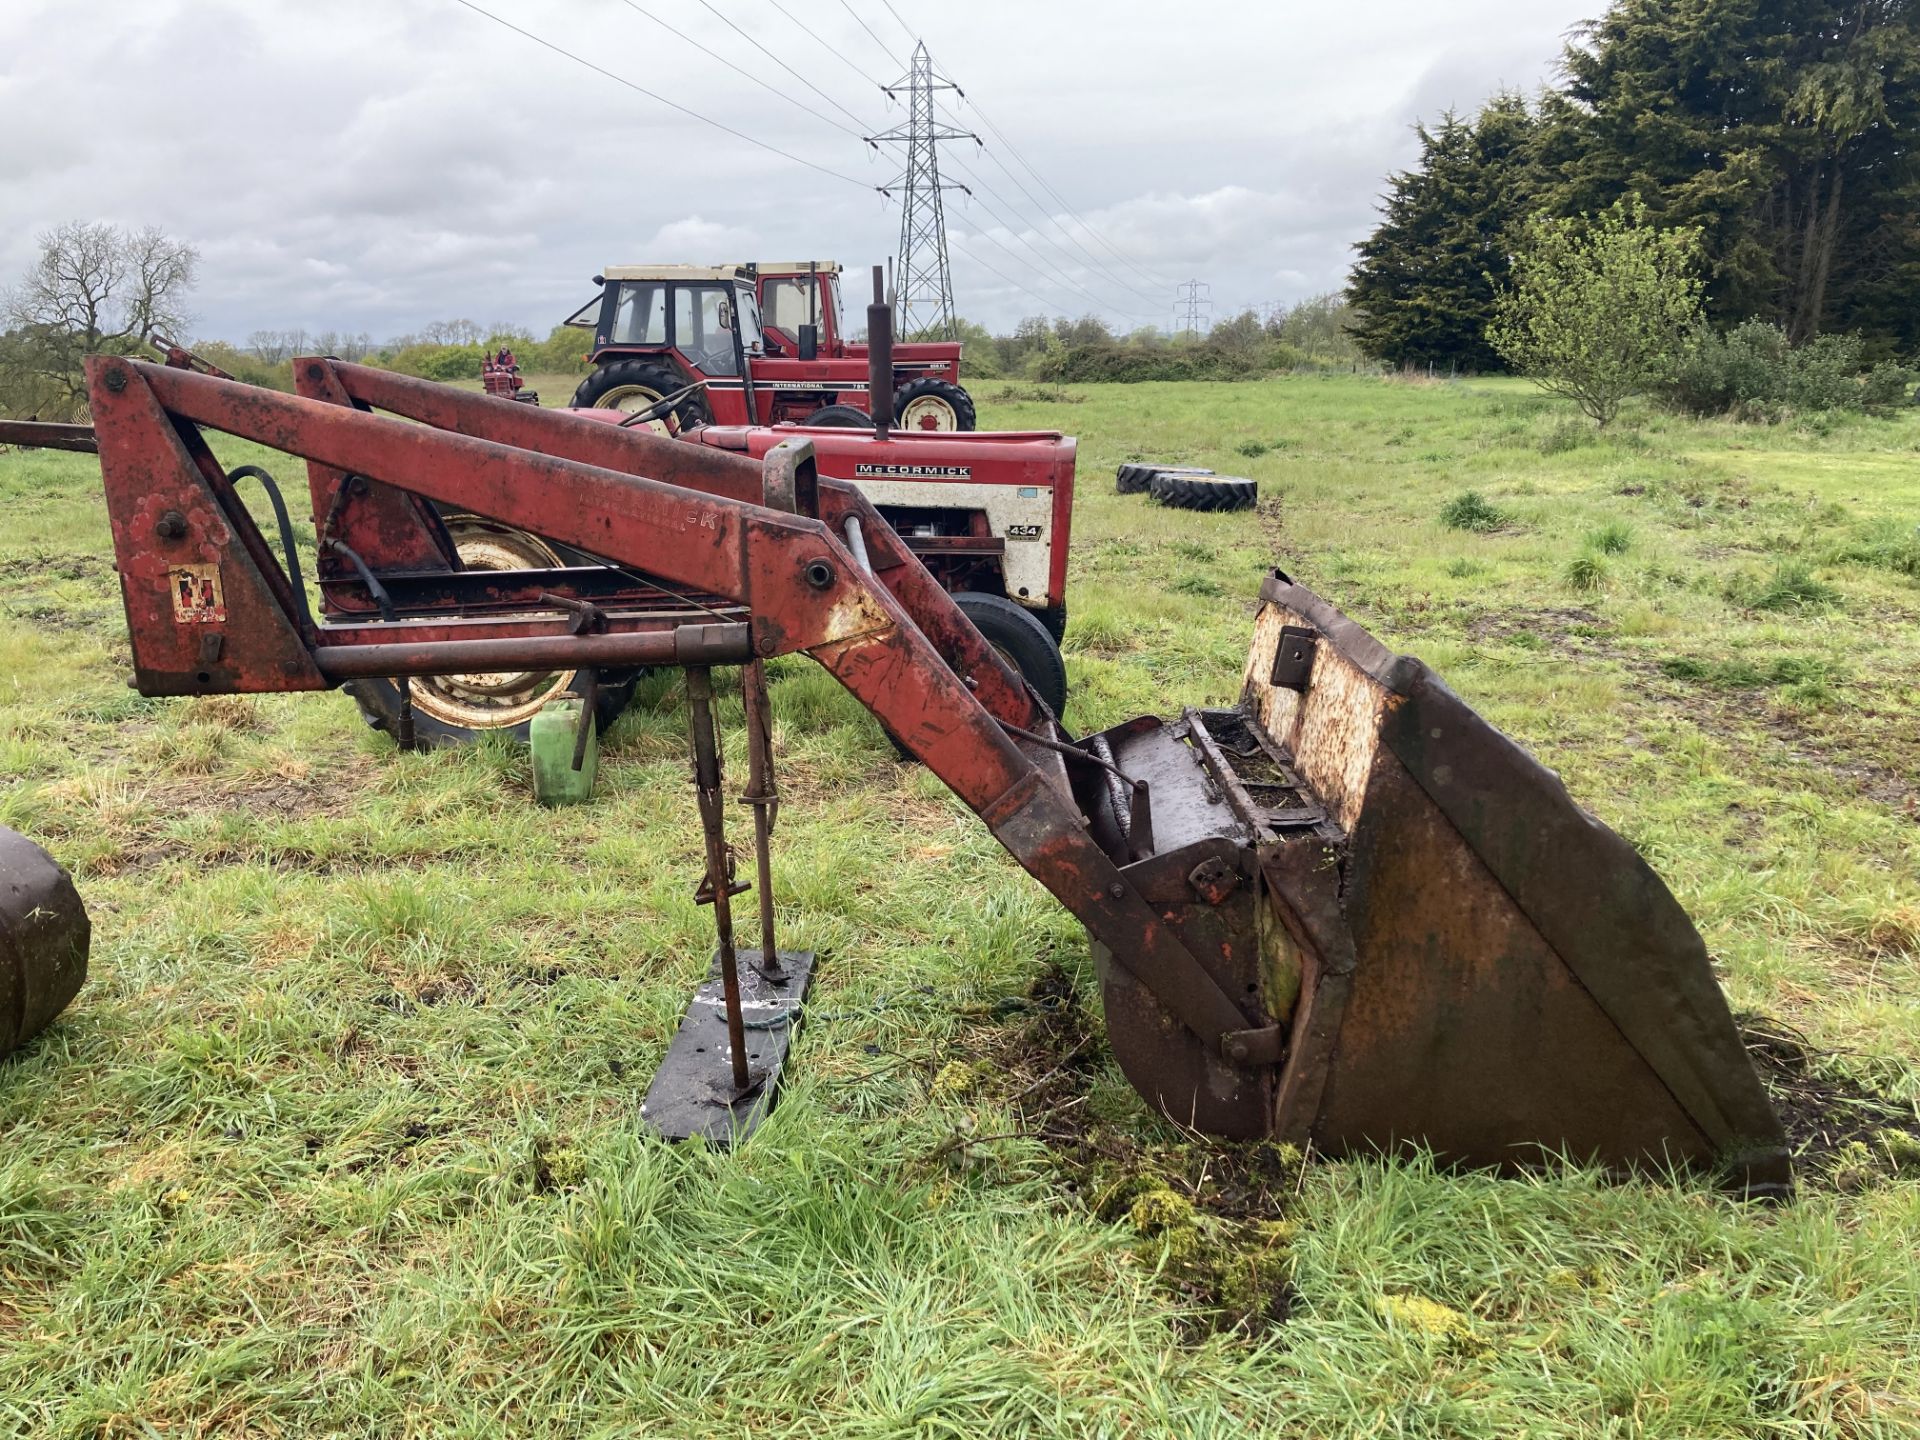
853;463;973;479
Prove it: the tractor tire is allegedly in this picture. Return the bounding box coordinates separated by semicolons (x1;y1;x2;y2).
1117;463;1209;495
1149;472;1257;513
342;514;640;750
803;403;872;426
572;359;710;431
954;591;1067;716
346;673;640;752
893;378;977;432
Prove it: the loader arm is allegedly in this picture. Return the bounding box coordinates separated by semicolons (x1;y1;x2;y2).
82;355;1789;1193
87;355;1276;1077
286;359;1034;728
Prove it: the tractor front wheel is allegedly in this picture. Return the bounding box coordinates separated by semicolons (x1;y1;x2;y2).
954;591;1067;715
803;403;872;426
572;359;709;432
343;515;639;750
893;378;976;432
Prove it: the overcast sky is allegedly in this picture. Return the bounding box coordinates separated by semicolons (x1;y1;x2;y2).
1;0;1597;342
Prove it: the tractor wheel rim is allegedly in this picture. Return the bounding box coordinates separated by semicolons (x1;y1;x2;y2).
593;382;673;435
406;517;578;730
899;394;958;431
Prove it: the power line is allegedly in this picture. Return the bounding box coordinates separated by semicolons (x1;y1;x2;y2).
946;235;1069;316
972;98;1176;292
943;152;1158;320
449;0;884;193
932;95;1164;305
879;0;916;46
765;0;887;92
614;0;871;143
692;0;875;133
945;163;1156;321
839;0;903;67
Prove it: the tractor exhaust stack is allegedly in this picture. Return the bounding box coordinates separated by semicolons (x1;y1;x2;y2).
867;264;894;439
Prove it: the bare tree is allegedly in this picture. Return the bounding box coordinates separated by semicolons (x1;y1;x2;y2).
1;221;198;416
247;328;310;365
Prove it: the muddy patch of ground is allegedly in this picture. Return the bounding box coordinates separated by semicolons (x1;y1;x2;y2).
937;964;1299;1333
1742;1015;1920;1189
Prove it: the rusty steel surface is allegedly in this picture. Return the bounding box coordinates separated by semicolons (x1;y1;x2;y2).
1;826;89;1060
0;420;99;453
293;358;1038;728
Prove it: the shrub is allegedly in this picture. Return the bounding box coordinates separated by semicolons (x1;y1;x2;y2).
1489;197;1704;426
1725;560;1841;612
1826;519;1920;578
1665;321;1917;420
1585;521;1633;554
1565;553;1609;590
1439;491;1508;532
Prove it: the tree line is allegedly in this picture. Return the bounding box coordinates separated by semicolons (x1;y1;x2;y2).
1349;0;1920;371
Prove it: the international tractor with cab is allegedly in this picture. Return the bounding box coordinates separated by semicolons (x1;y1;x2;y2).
567;261;976;431
0;345;1791;1194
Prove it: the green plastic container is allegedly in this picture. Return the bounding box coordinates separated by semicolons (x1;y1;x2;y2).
529;698;598;806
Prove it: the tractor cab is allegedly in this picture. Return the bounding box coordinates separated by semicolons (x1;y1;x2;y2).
568;261;977;431
753;261;847;359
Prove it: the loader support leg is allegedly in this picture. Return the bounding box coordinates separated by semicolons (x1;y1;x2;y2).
687;667;753;1098
741;659;786;982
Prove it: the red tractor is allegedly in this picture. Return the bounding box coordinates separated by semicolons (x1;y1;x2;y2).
567;262;976;431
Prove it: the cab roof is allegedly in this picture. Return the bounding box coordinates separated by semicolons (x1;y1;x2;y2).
600;264;751;283
751;261;842;276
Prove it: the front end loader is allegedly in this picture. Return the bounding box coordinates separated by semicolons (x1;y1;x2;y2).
50;351;1789;1192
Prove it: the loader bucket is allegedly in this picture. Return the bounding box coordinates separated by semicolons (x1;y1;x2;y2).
1076;573;1788;1196
1;826;89;1060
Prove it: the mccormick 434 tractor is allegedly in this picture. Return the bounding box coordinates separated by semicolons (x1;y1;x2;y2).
567;261;976;431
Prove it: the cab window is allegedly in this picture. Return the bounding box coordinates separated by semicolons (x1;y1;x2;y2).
673;286;738;375
762;277;815;333
735;286;763;354
609;282;667;344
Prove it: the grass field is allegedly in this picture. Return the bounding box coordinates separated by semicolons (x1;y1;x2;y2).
3;374;1918;1436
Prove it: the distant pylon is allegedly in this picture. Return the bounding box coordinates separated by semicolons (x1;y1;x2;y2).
869;43;976;339
1175;279;1212;339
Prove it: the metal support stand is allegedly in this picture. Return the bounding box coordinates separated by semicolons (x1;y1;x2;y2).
642;665;816;1147
741;659;786;982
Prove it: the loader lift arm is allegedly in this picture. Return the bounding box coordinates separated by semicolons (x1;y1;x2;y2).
88;355;1278;1076
84;355;1790;1194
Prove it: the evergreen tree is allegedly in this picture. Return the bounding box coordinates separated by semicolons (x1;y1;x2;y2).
1347;95;1539;370
1540;0;1920;347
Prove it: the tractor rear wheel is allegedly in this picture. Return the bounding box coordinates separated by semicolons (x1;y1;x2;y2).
343;515;639;749
954;591;1067;715
1117;463;1210;495
803;403;872;426
572;360;709;432
894;378;977;432
1149;472;1257;512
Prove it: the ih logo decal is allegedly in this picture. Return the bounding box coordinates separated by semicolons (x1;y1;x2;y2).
169;564;226;623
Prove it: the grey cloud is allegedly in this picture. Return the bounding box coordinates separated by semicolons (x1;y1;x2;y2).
2;0;1594;337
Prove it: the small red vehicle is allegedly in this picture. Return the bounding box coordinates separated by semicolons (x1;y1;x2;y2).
567;262;976;431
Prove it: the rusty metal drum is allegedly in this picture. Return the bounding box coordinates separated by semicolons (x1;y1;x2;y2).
0;826;88;1059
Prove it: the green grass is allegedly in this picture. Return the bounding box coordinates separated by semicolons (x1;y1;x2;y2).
3;375;1919;1436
